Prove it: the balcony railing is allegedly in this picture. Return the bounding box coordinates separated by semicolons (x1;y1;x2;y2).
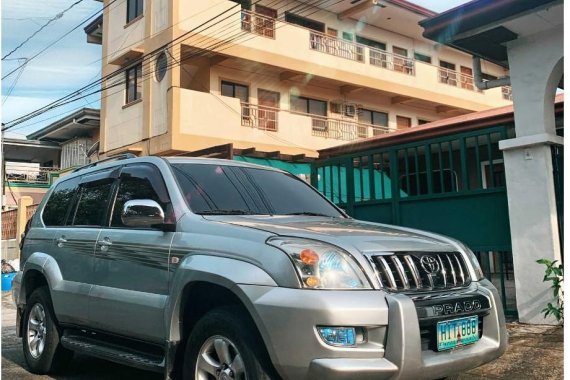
241;103;279;131
369;48;415;76
241;10;275;39
311;117;389;140
5;166;60;185
309;32;364;63
438;67;482;92
502;85;513;101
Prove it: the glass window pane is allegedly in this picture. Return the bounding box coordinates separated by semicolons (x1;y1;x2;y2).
235;84;249;103
221;82;233;97
290;95;307;113
73;181;113;226
43;178;79;226
111;165;172;227
372;111;388;127
172;164;342;217
308;99;326;116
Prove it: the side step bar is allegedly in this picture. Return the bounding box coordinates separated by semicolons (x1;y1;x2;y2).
61;330;165;373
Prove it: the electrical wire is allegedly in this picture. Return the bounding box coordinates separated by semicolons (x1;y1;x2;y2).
3;0;341;132
2;0;123;80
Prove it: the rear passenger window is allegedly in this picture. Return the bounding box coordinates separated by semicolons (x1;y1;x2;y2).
42;178;79;226
110;164;172;227
72;180;114;226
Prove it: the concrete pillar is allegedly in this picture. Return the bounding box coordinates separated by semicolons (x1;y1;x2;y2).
499;26;563;324
15;196;33;254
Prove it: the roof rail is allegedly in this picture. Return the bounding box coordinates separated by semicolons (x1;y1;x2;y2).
72;153;138;173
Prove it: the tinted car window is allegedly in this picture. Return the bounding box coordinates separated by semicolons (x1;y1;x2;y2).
172;163;342;217
111;164;172;227
42;177;80;226
71;180;114;226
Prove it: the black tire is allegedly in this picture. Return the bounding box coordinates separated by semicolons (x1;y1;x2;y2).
22;286;73;374
182;306;278;380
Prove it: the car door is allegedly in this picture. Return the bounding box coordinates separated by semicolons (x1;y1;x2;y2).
49;169;118;326
89;163;174;343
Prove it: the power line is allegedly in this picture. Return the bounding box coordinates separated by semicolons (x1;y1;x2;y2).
3;0;339;131
2;58;28;105
2;0;123;80
2;0;85;60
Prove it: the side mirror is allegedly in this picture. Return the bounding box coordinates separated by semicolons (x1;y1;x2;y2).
121;199;165;228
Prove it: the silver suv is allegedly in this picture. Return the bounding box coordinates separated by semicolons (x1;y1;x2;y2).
13;155;507;380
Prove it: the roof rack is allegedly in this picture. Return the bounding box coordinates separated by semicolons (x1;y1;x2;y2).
72;153;138;173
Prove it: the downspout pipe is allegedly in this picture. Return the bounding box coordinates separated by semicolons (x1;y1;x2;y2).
472;56;511;90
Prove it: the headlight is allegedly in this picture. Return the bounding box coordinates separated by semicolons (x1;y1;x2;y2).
267;237;371;289
463;246;484;281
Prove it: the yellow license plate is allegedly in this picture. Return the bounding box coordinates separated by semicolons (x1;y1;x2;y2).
437;316;479;351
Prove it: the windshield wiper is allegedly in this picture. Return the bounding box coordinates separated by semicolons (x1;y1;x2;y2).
284;212;335;217
197;209;259;215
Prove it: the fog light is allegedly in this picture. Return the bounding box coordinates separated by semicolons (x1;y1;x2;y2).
317;327;356;347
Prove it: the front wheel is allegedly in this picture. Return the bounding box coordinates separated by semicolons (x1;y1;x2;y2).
183;306;277;380
22;287;72;374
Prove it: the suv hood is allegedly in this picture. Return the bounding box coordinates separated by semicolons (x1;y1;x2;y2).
204;215;457;253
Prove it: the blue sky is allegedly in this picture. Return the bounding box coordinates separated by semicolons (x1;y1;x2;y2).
1;0;470;139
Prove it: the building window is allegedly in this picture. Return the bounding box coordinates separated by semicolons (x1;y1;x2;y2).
125;63;142;104
221;81;249;103
360;109;388;135
414;52;431;64
356;35;386;50
396;115;412;129
284;12;324;32
127;0;143;23
290;95;327;116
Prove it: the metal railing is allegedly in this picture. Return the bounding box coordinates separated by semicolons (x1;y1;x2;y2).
311;117;389;140
502;85;513;101
369;48;415;75
438;67;481;92
309;32;364;62
4;166;60;185
241;103;279;131
241;10;275;39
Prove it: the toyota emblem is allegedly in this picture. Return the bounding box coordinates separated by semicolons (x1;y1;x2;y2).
420;255;440;275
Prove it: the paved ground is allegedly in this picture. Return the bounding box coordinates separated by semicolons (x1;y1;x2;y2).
2;291;563;379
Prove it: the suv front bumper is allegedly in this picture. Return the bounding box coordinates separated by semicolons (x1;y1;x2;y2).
240;278;507;380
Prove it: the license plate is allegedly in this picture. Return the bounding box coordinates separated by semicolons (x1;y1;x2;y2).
437;316;479;351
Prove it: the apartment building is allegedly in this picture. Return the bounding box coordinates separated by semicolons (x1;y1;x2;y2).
87;0;511;160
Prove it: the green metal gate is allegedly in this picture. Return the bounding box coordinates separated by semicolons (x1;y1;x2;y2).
312;125;518;316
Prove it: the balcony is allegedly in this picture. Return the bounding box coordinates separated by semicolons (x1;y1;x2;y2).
5;166;60;185
369;48;415;75
502;86;513;101
309;32;364;63
311;117;388;140
177;89;391;154
180;1;510;111
241;10;275;39
241;103;279;131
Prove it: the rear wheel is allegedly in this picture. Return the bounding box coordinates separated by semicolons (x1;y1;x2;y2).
22;287;72;374
183;306;277;380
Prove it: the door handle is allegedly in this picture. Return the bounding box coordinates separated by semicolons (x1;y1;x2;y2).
97;238;112;252
56;237;67;247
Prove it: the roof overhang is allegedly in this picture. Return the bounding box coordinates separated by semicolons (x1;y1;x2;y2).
27;108;100;142
84;14;103;45
419;0;563;68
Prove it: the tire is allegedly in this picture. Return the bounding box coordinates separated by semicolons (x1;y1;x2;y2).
22;286;73;374
182;306;278;380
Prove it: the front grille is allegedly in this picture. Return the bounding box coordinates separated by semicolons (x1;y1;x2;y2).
369;252;471;292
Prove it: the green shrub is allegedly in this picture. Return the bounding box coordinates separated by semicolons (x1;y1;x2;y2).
536;259;564;323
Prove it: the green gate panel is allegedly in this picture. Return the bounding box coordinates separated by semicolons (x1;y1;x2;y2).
398;191;511;251
353;203;393;224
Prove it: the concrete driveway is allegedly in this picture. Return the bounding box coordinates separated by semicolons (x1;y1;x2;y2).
2;291;563;379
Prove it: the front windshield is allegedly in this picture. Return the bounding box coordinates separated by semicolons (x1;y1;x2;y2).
172;163;343;217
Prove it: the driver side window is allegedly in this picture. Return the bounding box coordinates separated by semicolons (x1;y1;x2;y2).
110;164;172;227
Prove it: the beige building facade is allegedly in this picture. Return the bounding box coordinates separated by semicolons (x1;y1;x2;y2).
90;0;512;158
